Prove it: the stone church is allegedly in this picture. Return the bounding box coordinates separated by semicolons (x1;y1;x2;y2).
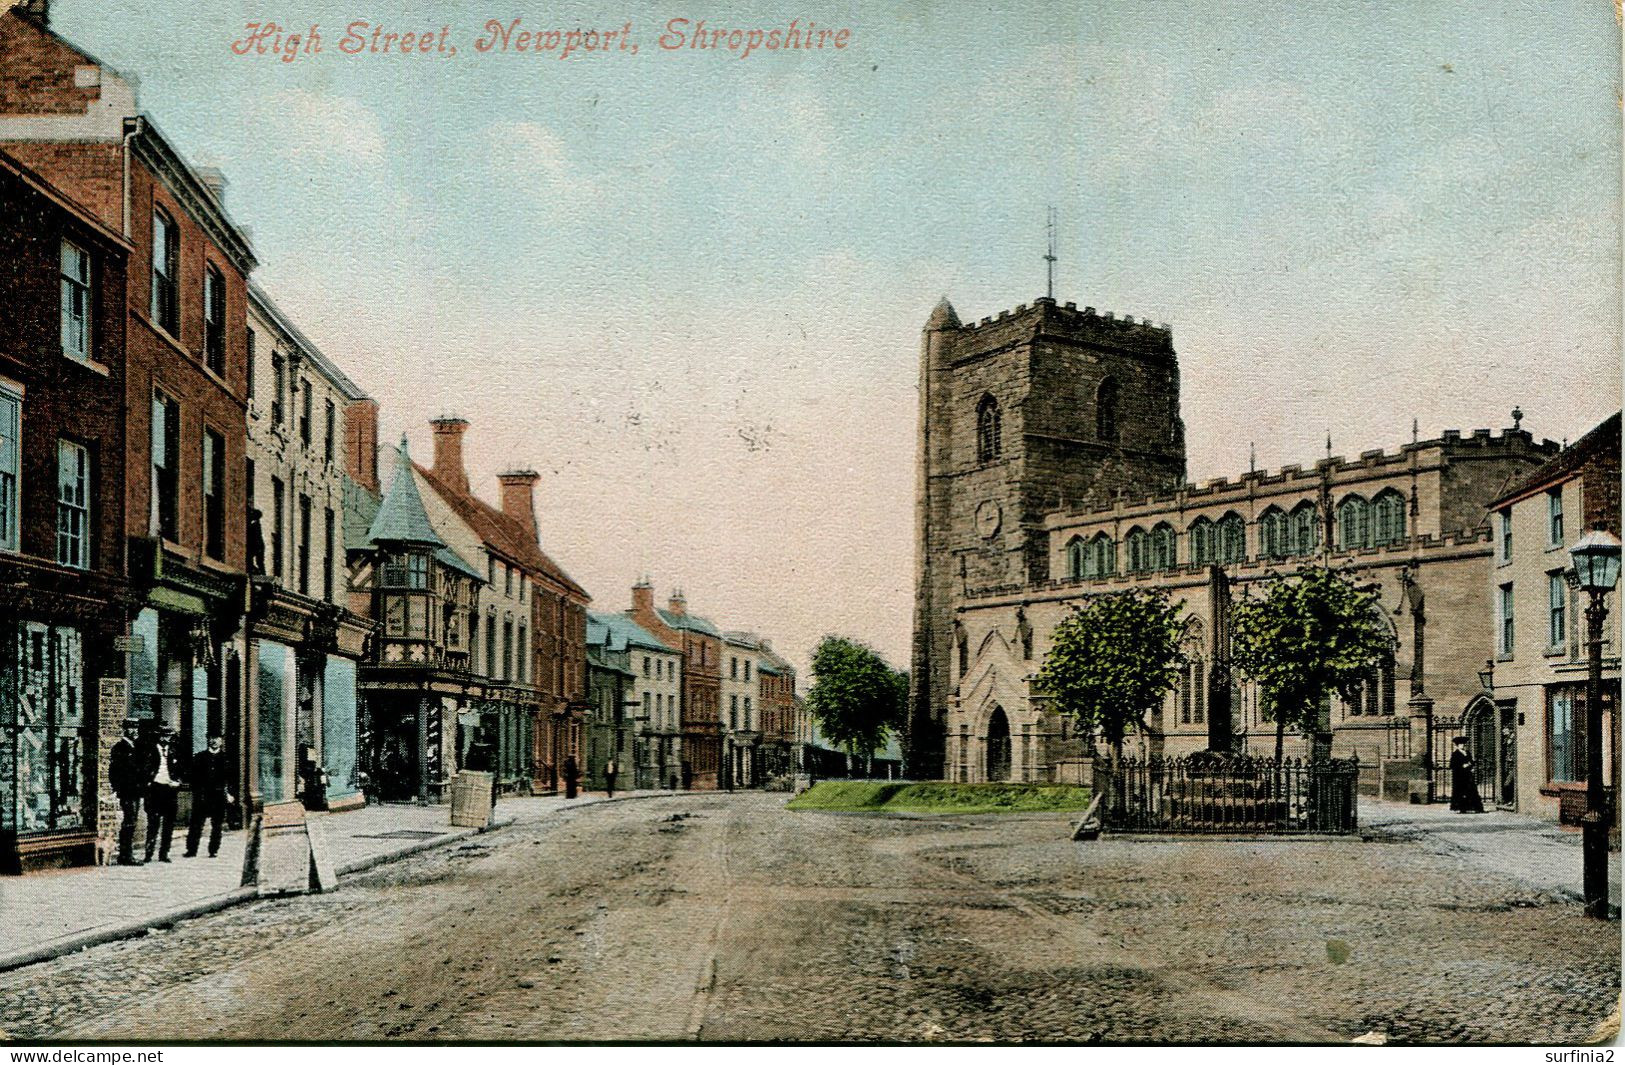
907;295;1558;794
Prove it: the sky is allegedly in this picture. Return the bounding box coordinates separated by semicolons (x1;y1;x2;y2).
45;0;1623;682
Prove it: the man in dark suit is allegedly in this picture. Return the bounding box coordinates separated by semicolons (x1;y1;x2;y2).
143;728;184;863
185;734;234;858
108;718;148;865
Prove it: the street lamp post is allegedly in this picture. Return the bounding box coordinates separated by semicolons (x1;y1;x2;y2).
1569;528;1621;920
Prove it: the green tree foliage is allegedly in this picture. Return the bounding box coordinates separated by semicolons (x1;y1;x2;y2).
1035;590;1186;758
1230;565;1393;762
805;636;909;759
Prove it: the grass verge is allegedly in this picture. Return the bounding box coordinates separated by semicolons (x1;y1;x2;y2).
786;780;1090;815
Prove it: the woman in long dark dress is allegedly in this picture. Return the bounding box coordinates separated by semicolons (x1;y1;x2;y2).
1449;737;1486;813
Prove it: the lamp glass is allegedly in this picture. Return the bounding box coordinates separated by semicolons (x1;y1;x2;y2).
1569;530;1623;592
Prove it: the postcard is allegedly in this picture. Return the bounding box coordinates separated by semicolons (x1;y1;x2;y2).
0;0;1618;1050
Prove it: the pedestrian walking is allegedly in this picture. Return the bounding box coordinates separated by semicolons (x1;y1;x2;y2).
563;754;579;799
605;759;618;798
1449;737;1486;814
108;718;147;865
184;734;234;858
144;728;184;862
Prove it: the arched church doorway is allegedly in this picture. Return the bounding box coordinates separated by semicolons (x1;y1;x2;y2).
985;706;1011;782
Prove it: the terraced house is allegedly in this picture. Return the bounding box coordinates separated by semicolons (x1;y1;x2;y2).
0;148;134;871
413;416;591;796
0;2;261;827
243;283;372;811
629;584;724;789
910;295;1560;794
589;607;681;791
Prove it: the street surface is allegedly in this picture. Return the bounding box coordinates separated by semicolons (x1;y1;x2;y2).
0;793;1616;1044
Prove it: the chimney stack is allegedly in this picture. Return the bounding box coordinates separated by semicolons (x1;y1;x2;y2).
630;579;654;617
195;166;228;207
429;416;470;494
497;469;541;542
667;590;687;616
15;0;48;26
345;399;380;494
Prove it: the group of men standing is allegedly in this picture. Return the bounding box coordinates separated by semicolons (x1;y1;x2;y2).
107;720;235;865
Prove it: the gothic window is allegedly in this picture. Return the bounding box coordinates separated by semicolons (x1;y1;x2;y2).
955;621;968;676
976;395;1001;463
1371;489;1406;547
1151;523;1176;571
1288;501;1320;556
1083;533;1116;578
1066;535;1085;580
1337;495;1369;551
1189;517;1214;566
1216;513;1246;564
1096;378;1120;444
1259;507;1288;559
1126;527;1150;574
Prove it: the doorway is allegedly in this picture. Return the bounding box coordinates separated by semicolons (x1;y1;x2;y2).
985;706;1011;782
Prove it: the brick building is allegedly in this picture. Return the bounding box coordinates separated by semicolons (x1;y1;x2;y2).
755;642;801;785
1485;412;1621;822
1;2;258;819
629;585;724;789
910;295;1559;790
0;148;135;871
415;417;591;795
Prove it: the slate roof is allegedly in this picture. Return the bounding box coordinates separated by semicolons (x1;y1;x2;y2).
657;608;721;637
436;547;485;582
366;443;444;547
1490;412;1621;508
413;463;589;600
588;611;675;654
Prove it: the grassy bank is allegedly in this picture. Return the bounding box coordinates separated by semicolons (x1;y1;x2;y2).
786;780;1090;815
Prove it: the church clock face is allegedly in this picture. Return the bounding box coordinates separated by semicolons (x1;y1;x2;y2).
975;500;1002;539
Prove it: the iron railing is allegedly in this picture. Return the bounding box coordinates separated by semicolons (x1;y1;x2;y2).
1092;754;1360;834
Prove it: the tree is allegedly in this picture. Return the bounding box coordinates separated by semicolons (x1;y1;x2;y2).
805;636;908;761
1035;589;1185;759
1230;565;1393;763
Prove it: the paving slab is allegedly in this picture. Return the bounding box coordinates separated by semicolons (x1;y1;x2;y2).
0;789;665;972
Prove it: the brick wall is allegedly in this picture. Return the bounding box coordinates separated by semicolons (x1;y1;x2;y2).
0;9;102;116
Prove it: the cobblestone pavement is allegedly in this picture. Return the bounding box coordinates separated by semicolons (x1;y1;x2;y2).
0;794;1615;1044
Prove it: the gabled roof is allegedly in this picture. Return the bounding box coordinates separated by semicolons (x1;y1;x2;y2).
366;442;444;547
588;611;675;654
414;462;588;601
657;608;721;637
1491;412;1621;509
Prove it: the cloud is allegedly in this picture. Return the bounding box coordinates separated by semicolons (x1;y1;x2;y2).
252;88;388;169
485;119;597;202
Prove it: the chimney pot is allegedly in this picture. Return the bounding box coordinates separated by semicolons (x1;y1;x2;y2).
429;416;470;494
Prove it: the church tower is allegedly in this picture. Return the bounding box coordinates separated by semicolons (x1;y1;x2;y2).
906;296;1188;778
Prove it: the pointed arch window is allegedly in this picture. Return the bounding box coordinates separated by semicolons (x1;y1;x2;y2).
1189;517;1215;566
1126;527;1150;574
1082;533;1116;579
1371;489;1407;547
1259;507;1288;559
1151;522;1176;571
1096;378;1119;444
976;394;1001;463
1066;535;1085;580
1337;496;1369;551
1216;513;1246;564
